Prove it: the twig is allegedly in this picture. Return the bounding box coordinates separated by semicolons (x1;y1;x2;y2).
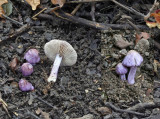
71;3;82;15
67;0;108;3
32;94;58;110
0;24;31;44
90;2;96;21
2;14;23;26
32;8;47;20
44;6;60;14
105;102;146;117
144;0;159;20
126;102;158;111
37;14;55;20
26;110;40;119
51;10;149;30
110;0;145;18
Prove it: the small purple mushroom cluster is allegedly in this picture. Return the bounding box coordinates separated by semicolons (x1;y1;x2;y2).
116;50;143;85
19;49;40;92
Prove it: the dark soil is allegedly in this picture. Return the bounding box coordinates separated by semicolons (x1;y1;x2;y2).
0;0;160;119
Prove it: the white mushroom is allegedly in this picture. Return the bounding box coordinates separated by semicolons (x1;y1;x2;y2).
44;39;77;82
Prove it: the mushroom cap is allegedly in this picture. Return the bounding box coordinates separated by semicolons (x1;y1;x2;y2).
116;63;128;75
122;50;143;67
44;39;77;66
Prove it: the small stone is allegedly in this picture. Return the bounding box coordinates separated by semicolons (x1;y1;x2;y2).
111;53;119;59
132;117;138;119
145;52;149;56
71;114;94;119
103;114;112;119
144;64;153;71
97;107;112;116
152;108;160;115
134;38;150;53
44;32;52;41
103;61;108;67
119;49;127;56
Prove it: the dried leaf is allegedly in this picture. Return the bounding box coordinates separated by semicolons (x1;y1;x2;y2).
2;1;12;16
35;108;50;119
135;32;150;43
0;0;8;18
25;0;40;10
9;57;19;73
146;9;160;29
51;0;66;8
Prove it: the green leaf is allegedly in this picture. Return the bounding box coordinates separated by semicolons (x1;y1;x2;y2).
2;1;13;16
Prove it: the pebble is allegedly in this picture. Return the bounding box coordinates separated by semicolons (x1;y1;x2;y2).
103;61;108;67
119;49;127;56
152;108;160;115
134;38;150;53
97;107;112;116
44;32;52;41
144;64;153;71
145;52;150;56
111;53;119;59
70;114;94;119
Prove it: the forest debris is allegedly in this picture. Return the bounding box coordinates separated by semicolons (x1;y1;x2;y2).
71;114;94;119
146;9;160;29
0;0;8;18
35;108;50;119
2;0;13;16
25;0;40;10
134;38;150;53
105;102;145;116
113;34;134;49
126;102;157;111
51;0;66;7
135;32;150;44
9;57;19;73
97;107;112;116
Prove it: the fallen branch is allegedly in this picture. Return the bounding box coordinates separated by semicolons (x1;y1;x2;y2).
50;10;149;30
126;102;159;111
2;14;23;26
105;102;146;117
0;24;31;44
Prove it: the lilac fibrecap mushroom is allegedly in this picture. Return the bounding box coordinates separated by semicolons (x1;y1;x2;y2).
44;39;77;82
21;63;33;76
122;50;143;84
19;79;34;92
24;49;40;64
116;63;128;80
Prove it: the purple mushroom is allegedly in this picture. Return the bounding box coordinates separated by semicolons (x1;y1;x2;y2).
24;49;40;65
116;63;128;80
21;63;33;76
122;50;143;84
19;79;34;92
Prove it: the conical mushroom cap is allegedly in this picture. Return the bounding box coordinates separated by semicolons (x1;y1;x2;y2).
44;40;77;66
122;50;143;67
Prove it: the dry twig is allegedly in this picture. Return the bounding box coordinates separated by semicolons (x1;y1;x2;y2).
105;102;146;117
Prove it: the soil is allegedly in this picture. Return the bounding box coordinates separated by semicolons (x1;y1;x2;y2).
0;0;160;119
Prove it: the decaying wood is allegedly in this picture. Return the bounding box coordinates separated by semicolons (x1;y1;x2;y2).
126;102;158;111
105;102;146;117
51;10;149;30
0;24;31;44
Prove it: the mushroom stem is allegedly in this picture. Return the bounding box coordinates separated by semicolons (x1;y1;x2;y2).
48;54;62;82
120;74;126;80
128;66;137;84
